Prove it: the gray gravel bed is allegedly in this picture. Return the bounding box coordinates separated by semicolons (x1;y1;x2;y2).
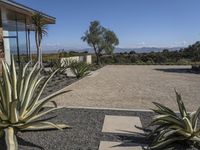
0;108;199;150
41;74;77;99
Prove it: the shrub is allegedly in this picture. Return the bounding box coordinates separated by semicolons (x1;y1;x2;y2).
176;59;190;65
146;59;155;65
101;55;114;64
130;54;139;63
0;57;70;150
192;65;200;72
113;55;131;64
50;59;72;75
148;91;200;149
89;64;102;71
70;61;91;79
135;60;145;65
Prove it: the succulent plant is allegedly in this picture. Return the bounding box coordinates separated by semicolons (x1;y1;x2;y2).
0;56;70;150
148;91;200;149
50;58;72;75
70;61;91;79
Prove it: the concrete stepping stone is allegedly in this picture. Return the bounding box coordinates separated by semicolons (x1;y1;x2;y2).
102;115;143;134
99;141;143;150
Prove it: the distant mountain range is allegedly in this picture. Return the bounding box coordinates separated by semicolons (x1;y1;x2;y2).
114;47;185;53
43;47;185;54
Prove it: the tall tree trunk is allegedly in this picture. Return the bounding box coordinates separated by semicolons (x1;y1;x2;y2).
36;33;43;68
96;54;101;65
35;31;40;65
39;44;43;68
93;44;101;65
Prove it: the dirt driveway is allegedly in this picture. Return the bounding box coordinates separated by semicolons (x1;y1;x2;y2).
52;65;200;111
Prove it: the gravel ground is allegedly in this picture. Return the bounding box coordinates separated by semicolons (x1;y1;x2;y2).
41;74;77;99
51;65;200;111
0;108;198;150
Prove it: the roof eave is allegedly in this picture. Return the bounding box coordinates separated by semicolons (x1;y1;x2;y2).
0;0;56;24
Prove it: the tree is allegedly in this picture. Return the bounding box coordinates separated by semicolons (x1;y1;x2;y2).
82;21;119;65
32;13;48;67
129;50;136;55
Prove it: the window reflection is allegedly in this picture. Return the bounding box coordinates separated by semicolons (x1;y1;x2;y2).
2;9;32;65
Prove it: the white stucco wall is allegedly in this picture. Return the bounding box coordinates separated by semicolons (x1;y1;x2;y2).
61;56;80;65
61;55;92;65
86;55;92;64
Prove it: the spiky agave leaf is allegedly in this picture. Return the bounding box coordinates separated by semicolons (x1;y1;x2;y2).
19;121;70;131
5;127;18;150
152;102;177;117
175;90;187;118
23;90;71;122
1;60;12;119
0;56;70;150
151;112;184;128
149;91;200;149
190;107;200;130
70;61;91;79
150;137;186;150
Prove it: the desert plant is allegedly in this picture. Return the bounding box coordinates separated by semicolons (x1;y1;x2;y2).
192;65;200;72
32;13;48;67
82;20;119;65
0;57;70;150
148;91;200;149
70;61;91;79
50;58;71;75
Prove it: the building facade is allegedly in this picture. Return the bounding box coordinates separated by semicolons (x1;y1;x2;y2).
0;0;55;67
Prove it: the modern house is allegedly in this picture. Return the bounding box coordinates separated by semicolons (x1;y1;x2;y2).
0;0;55;67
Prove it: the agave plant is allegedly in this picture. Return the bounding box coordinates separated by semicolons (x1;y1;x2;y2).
50;58;72;75
148;91;200;149
0;56;70;150
70;61;91;79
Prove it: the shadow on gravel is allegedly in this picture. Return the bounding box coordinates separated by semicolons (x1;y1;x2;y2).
154;68;200;74
115;133;148;150
113;125;198;150
0;134;44;150
115;133;197;150
17;136;44;150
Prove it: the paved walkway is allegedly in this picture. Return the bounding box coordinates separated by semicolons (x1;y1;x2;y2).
99;115;145;150
51;65;200;111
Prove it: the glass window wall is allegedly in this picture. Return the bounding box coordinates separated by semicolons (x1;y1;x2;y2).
2;9;31;65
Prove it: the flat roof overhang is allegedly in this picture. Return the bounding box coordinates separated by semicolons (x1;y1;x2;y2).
0;0;56;24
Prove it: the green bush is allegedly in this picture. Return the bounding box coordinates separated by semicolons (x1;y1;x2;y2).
101;55;114;64
50;59;72;75
192;65;200;72
176;59;190;65
148;91;200;149
146;59;155;65
0;57;70;150
70;61;91;79
135;60;145;65
89;64;103;71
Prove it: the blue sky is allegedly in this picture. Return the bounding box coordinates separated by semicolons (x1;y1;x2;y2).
16;0;200;50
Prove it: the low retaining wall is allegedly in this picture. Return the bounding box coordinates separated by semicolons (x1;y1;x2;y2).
61;55;92;65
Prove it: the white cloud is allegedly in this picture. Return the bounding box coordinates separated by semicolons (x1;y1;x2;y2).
172;41;188;47
180;41;187;46
137;41;146;46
